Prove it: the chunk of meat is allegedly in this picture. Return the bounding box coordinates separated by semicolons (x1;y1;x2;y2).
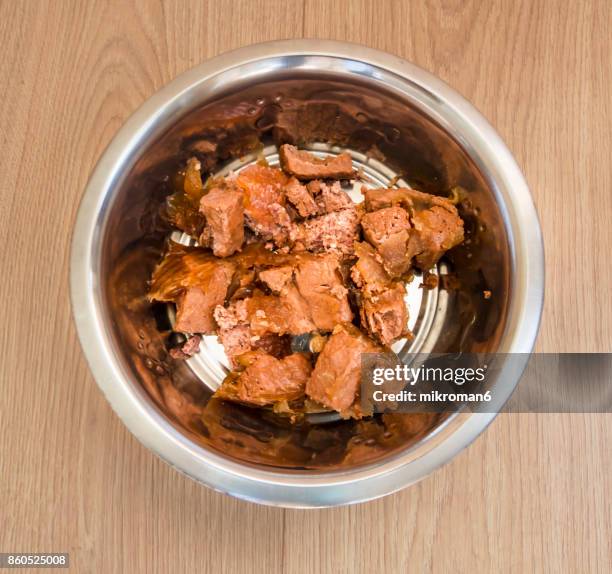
175;288;217;333
294;255;353;331
214;302;251;357
362;187;414;211
363;187;458;212
148;242;237;303
215;254;352;357
217;323;253;359
407;205;464;270
216;286;315;338
284;177;318;218
214;302;293;361
361;206;412;277
351;243;409;346
362;187;464;271
258;265;294;294
306;324;379;414
216;351;312;406
315;181;354;213
360;283;408;346
199;187;244;257
279;144;355;180
174;262;234;333
235;164;293;245
292;207;361;257
245;290;316;336
350;242;389;289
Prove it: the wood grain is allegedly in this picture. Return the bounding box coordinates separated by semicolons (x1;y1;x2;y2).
0;1;609;572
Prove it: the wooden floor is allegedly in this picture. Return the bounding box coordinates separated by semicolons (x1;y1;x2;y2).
1;1;610;572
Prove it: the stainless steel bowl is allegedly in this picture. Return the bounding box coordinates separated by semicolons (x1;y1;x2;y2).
70;40;544;507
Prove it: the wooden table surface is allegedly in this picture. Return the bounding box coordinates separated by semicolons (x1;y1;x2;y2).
1;1;610;572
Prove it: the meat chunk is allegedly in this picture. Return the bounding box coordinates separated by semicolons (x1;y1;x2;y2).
279;144;355;180
235;164;293;245
351;243;409;346
216;351;312;406
363;187;411;211
214;302;294;361
175;287;217;333
408;205;464;270
306;324;379;414
350;241;389;289
214;254;352;362
294;255;353;331
363;187;464;269
217;323;253;359
215;287;315;339
174;262;234;333
361;206;412;277
258;265;294;294
291;207;360;257
214;302;251;358
285;177;318;218
363;186;459;212
245;290;316;336
199;187;244;257
148;243;237;304
315;181;354;213
422;271;439;289
360;284;408;346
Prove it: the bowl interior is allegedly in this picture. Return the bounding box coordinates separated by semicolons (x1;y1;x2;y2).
98;61;511;472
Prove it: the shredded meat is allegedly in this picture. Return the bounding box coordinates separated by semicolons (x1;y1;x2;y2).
279;144;355;180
